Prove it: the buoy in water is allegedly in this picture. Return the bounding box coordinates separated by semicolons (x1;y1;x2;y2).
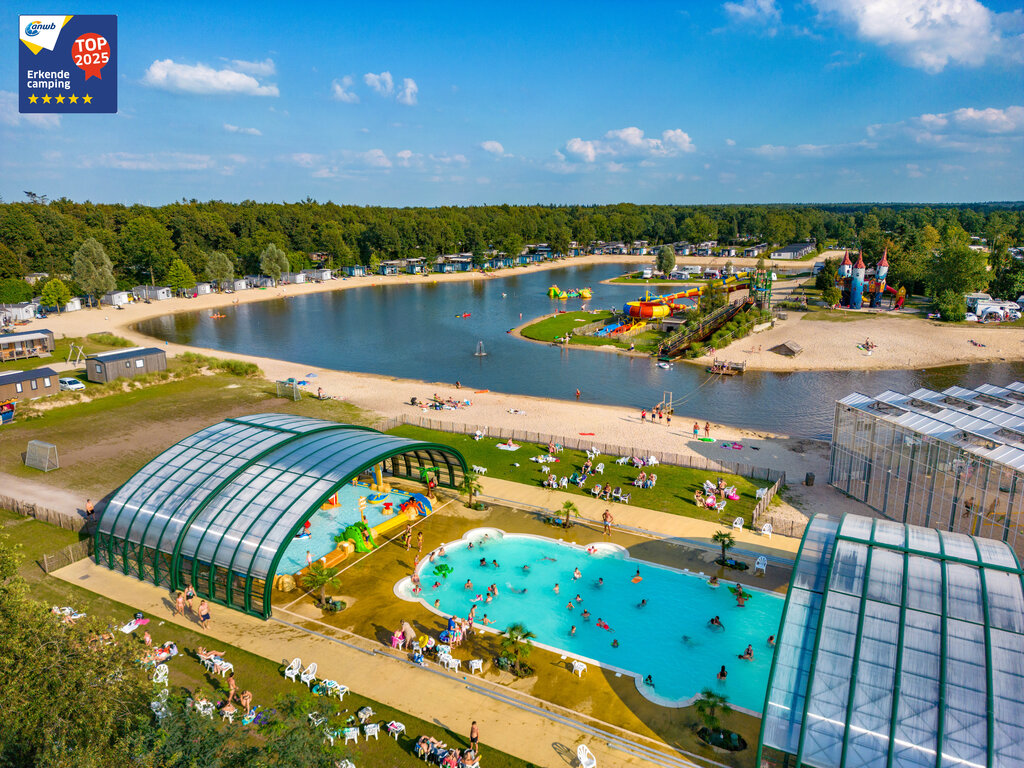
474;341;487;357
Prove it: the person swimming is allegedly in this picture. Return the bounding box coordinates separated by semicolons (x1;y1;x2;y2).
717;665;727;680
644;675;655;686
479;558;487;566
471;594;484;602
542;556;557;562
739;645;754;660
581;609;591;620
432;581;441;589
491;559;499;568
569;625;576;636
596;577;604;587
567;602;574;611
438;544;447;556
596;618;613;631
553;583;560;594
509;586;527;594
572;568;582;580
638;599;647;608
767;635;776;647
709;616;724;629
575;594;583;603
522;564;530;572
611;639;619;648
464;579;473;590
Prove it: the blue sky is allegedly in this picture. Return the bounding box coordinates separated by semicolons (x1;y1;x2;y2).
2;0;1023;205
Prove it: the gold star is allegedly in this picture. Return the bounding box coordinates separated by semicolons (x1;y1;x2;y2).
55;94;65;104
41;94;51;104
69;94;78;104
28;94;38;104
82;94;92;104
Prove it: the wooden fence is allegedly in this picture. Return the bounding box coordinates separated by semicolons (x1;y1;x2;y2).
41;538;93;573
377;414;786;484
0;494;86;532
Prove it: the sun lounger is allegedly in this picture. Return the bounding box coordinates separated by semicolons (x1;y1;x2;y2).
611;487;622;501
283;658;301;682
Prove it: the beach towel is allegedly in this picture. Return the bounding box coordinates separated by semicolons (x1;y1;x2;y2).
579;432;595;436
120;617;149;634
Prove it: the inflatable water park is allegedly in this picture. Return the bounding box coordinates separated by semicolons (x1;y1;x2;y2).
833;249;905;309
622;271;753;319
547;284;592;300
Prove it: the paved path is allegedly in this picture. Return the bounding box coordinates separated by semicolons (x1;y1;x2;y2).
0;471;92;521
54;559;709;768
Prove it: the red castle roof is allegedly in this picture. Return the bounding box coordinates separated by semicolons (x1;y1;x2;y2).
841;251;852;266
855;251;865;269
878;248;889;267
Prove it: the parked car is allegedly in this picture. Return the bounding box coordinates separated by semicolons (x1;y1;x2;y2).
964;313;979;322
58;377;85;391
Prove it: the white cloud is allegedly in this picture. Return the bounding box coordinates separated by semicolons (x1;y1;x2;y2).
480;140;505;155
397;77;418;106
364;71;394;96
223;123;261;136
430;153;468;166
905;163;925;178
565;127;697;163
810;0;1022;73
142;59;279;96
606;162;627;173
311;167;336;178
362;148;392;168
949;106;1024;133
395;149;423;168
229;58;276;76
84;152;214;171
725;138;736;146
289;153;323;168
869;105;1024;150
723;0;780;24
331;76;359;103
0;90;61;128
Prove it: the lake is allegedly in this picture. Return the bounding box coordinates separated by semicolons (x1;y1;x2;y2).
137;262;1024;438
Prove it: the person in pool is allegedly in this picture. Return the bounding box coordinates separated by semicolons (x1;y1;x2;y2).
553;583;560;594
581;609;591;620
542;556;557;562
572;568;582;580
596;618;613;631
768;635;776;647
644;675;655;686
708;574;719;587
567;602;574;611
464;579;473;590
739;645;754;660
491;559;499;568
569;625;576;636
709;616;724;629
717;665;727;680
432;581;441;589
611;639;619;647
438;544;446;556
479;558;487;566
638;599;647;608
575;594;582;603
509;586;527;594
596;577;604;587
522;564;530;572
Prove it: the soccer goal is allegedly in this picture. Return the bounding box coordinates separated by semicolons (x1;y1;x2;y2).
276;380;302;401
25;440;59;472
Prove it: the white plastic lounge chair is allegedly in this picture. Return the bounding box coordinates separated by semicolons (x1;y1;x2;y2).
615;456;628;465
732;515;743;529
300;662;317;688
761;522;773;539
308;711;327;728
283;658;301;682
469;659;484;674
323;727;340;746
715;500;728;512
595;462;604;475
323;679;349;699
441;655;460;672
611;487;622;501
571;660;587;677
196;700;215;719
213;660;233;677
151;663;169;688
150;689;170;721
591;484;602;498
436;643;451;656
754;556;768;575
577;743;597;768
221;708;235;723
343;726;359;744
647;456;659;465
756;487;768;499
364;722;380;740
336;761;355;768
559;476;568;489
387;721;406;739
620;492;630;504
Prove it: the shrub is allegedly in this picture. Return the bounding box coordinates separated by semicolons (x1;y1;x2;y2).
935;290;967;322
87;332;133;347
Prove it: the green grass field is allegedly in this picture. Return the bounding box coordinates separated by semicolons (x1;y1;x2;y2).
519;310;612;342
0;509;537;768
387;425;769;523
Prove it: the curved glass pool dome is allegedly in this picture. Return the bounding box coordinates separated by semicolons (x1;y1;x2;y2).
94;413;467;618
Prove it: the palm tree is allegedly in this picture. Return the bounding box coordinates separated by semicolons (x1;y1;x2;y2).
694;688;732;734
561;500;579;528
300;561;343;606
712;530;736;563
460;470;482;508
500;622;537;676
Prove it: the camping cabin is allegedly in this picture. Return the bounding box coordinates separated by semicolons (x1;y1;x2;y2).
378;261;402;276
245;275;275;288
342;265;366;277
0;366;59;401
194;282;213;296
302;268;333;281
222;279;247;292
101;291;131;307
133;285;172;301
0;329;55;361
86;347;167;384
280;272;307;285
0;302;39;322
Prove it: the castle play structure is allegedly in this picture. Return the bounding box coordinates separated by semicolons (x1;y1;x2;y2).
836;249;905;310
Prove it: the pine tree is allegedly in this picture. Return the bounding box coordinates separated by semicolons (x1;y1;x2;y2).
164;258;196;296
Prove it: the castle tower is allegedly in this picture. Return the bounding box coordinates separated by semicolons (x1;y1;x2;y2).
870;248;889;308
839;251;852;278
850;251;866;309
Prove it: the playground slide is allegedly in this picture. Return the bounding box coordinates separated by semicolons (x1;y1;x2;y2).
884;284;906;309
343;522;377;552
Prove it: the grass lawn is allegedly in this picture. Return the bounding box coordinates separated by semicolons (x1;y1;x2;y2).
799;309;881;322
519;310;612;342
0;374;374;496
0;333;125;373
0;509;537;768
387;425;770;523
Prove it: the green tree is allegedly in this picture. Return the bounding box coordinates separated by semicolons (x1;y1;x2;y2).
164;257;196;296
205;250;234;287
823;285;842;308
697;283;726;317
814;257;839;291
120;216;175;285
682;212;717;244
656;245;676;275
0;278;33;303
935;289;967;322
0;243;21;279
926;224;989;301
300;561;343;606
561;499;579;528
695;688;732;734
549;227;571;258
990;259;1024;301
259;243;290;284
460;470;483;508
39;277;71;312
72;237;116;307
499;622;537;676
712;529;736;562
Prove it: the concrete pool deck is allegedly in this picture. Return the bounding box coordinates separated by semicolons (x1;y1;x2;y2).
54;557;714;768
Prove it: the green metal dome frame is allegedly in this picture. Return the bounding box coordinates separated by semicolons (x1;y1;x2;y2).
94;414;467;618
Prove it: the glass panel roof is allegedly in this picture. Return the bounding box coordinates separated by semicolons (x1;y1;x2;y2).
761;512;1024;768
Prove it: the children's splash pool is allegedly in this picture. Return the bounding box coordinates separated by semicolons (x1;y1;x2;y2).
400;528;783;711
278;484;416;574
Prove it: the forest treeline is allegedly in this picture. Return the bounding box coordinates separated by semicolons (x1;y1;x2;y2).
0;198;1022;296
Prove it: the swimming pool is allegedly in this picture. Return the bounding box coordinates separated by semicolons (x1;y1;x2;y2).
278;484;415;574
399;529;783;711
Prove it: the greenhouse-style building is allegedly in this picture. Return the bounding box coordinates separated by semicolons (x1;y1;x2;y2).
94;414;466;618
758;513;1024;768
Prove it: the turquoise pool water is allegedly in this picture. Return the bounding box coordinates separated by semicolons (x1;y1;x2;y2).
278;484;415;574
408;529;783;710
